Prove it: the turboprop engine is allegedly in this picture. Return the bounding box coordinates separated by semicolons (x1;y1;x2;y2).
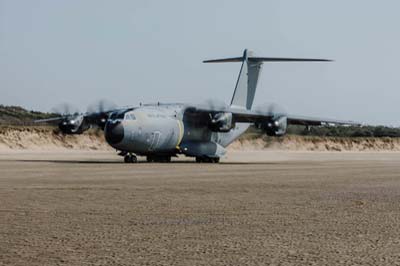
256;116;287;136
58;114;90;134
209;112;234;132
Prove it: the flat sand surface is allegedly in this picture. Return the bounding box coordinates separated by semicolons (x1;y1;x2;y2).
1;151;400;266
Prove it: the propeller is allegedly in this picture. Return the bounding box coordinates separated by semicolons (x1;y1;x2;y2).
197;99;234;132
40;103;85;134
86;100;118;129
37;100;118;133
201;99;229;112
254;102;287;117
254;103;288;136
51;103;80;117
87;99;117;114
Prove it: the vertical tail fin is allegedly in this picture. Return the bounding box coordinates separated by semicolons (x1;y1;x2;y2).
230;50;262;109
203;49;332;110
204;49;261;110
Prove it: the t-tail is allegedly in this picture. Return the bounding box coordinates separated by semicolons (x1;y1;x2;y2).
203;49;332;110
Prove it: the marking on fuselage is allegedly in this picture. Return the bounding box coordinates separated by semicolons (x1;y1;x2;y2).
149;131;161;151
176;119;184;148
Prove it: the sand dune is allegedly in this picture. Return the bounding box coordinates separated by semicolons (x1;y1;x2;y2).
230;135;400;152
1;126;400;152
0;126;111;151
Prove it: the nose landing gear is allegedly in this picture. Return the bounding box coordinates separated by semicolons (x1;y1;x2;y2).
124;154;137;163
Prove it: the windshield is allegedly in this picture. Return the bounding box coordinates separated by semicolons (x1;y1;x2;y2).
124;113;136;120
109;111;125;120
108;108;136;121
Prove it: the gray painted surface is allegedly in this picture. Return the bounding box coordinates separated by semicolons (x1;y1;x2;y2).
230;50;262;110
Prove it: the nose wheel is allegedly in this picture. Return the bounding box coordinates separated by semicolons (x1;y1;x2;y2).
124;154;137;163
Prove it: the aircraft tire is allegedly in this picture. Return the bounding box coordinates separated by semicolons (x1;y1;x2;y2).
196;157;220;163
124;155;137;163
162;156;171;163
212;157;220;163
147;155;171;163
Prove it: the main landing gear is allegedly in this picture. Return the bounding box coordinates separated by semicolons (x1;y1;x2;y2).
120;151;219;164
124;154;137;163
146;155;171;163
195;157;220;163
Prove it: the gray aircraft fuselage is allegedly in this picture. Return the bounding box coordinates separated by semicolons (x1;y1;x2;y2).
104;104;248;159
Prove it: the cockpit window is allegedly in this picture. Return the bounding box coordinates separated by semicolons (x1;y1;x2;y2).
110;111;125;120
125;113;136;120
109;108;136;121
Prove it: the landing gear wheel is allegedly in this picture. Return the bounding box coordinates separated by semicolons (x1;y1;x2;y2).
212;157;220;163
124;154;137;163
147;155;171;163
196;157;220;163
161;156;171;163
131;156;138;163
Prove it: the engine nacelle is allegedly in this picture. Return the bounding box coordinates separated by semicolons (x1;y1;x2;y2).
96;116;108;130
58;115;90;134
209;112;234;132
256;116;287;136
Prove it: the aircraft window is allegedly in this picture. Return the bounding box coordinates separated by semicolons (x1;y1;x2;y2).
125;113;136;120
110;111;125;120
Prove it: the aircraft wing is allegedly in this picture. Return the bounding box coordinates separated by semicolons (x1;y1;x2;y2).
35;107;136;135
34;117;66;123
185;105;360;126
285;115;361;126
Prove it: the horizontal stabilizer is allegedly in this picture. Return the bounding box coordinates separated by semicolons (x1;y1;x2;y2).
203;57;245;63
204;57;332;63
249;57;332;62
203;49;332;111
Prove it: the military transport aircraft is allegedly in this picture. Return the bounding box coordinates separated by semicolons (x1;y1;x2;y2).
38;49;360;163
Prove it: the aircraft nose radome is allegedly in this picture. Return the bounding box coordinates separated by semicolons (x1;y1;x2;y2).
105;122;124;144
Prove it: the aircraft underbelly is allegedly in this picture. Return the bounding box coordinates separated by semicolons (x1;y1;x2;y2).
179;122;249;157
218;123;250;147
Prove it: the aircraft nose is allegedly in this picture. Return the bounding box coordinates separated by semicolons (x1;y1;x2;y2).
105;121;124;144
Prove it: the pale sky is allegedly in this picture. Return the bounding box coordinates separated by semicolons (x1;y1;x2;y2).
1;0;399;125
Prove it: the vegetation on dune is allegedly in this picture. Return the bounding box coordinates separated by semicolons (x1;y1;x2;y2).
0;105;57;125
287;125;400;138
242;125;400;139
